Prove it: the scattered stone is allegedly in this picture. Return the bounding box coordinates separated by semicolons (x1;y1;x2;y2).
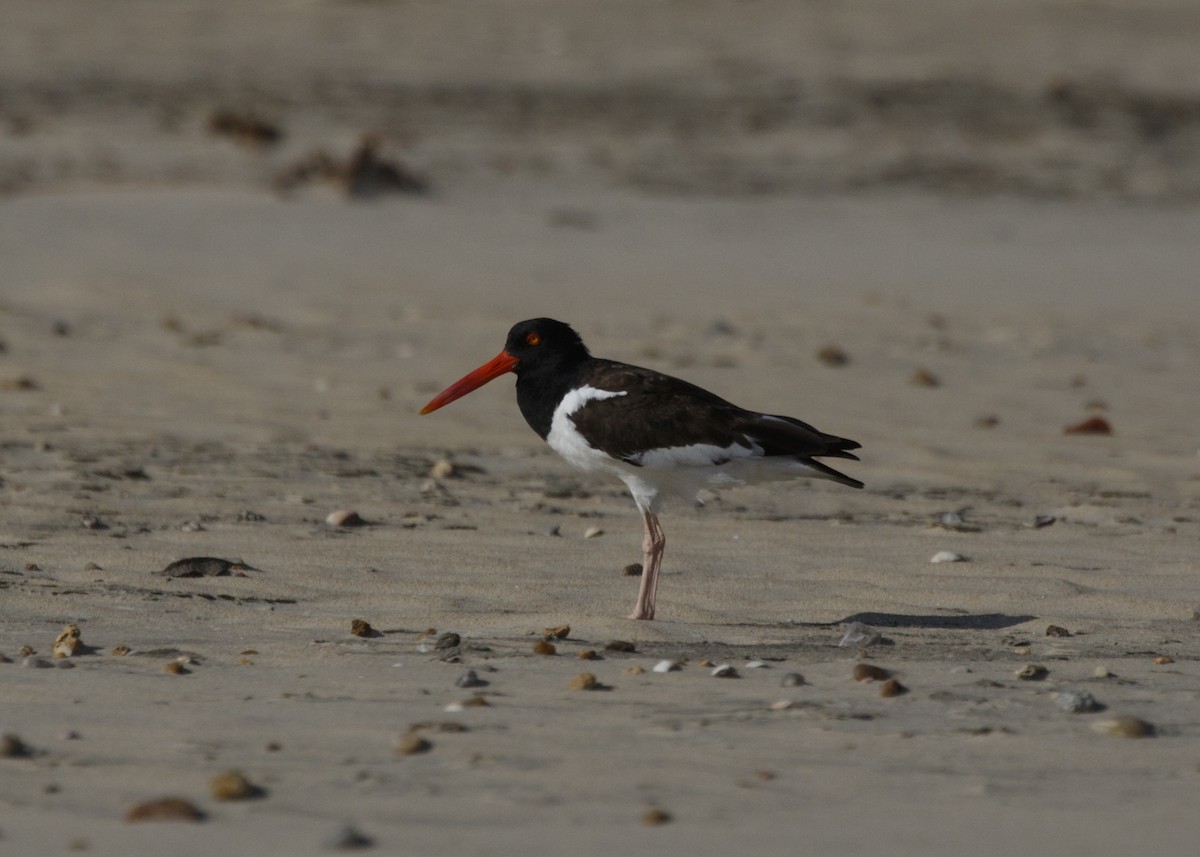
879;679;907;697
931;550;967;564
429;459;456;479
1093;665;1114;678
408;721;468;734
156;557;245;578
711;664;739;678
124;797;205;822
769;700;794;710
51;624;84;658
569;673;599;690
745;660;768;669
973;413;1001;429
81;515;106;530
1093;716;1155;738
781;673;806;688
532;641;557;656
0;375;39;391
839;622;882;647
1152;655;1174;665
622;563;643;576
622;665;645;676
110;646;131;656
1065;416;1113;436
852;663;890;682
324;823;375;850
327;510;366;527
578;650;599;660
207;109;282;146
1045;625;1072;638
583;526;604;539
911;367;941;387
443;694;490;712
641;808;672;826
350;619;377;638
22;657;53;669
604;640;636;653
434;632;461;650
545;525;561;537
1056;690;1103;713
18;646;34;657
653;660;681;673
1032;515;1057;528
542;624;571;640
1;733;34;757
1016;664;1049;681
394;733;433;755
210;770;265;801
163;662;189;675
816;345;850;367
455;671;487;689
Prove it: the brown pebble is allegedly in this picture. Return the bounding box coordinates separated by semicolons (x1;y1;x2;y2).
18;645;34;657
817;345;850;367
429;458;456;479
852;663;890;682
642;809;672;826
124;797;205;823
697;659;715;668
238;658;253;666
1094;716;1155;738
395;733;433;755
754;769;777;781
434;632;461;650
110;646;131;656
156;557;237;578
578;650;599;660
52;623;84;658
350;619;375;638
209;770;264;801
533;641;557;656
542;624;571;640
1065;416;1113;436
326;509;366;527
604;640;636;653
911;367;940;387
1016;664;1049;681
163;662;188;675
1045;624;1072;638
879;678;907;697
622;665;645;676
569;673;599;690
0;733;33;758
0;376;39;391
622;563;643;577
416;628;437;640
1152;655;1174;665
973;413;1001;429
241;649;258;656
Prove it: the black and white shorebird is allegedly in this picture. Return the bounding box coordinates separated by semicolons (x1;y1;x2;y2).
420;318;863;620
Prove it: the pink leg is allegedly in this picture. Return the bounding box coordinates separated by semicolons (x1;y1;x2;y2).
630;510;665;620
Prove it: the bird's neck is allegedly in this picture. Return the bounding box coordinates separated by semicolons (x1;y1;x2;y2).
514;357;591;440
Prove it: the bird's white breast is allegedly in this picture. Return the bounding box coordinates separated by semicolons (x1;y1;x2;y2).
545;385;628;474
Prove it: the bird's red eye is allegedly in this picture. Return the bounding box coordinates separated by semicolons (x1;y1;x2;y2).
525;332;541;346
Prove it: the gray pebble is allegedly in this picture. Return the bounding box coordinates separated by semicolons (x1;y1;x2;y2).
324;822;374;850
781;672;806;688
22;657;54;669
1055;690;1103;713
434;632;461;650
455;670;487;689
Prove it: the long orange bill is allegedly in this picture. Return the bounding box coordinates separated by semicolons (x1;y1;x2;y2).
419;351;519;414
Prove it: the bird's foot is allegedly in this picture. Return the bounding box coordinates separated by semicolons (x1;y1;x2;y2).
628;608;655;621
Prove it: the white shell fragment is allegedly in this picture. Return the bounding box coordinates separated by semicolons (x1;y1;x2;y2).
931;550;967;564
710;664;738;678
652;660;681;673
838;622;882;647
744;660;768;669
583;526;604;539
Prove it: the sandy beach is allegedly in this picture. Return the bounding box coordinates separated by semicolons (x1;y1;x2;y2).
3;3;1200;855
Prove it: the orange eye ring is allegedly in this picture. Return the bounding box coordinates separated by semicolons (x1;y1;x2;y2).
525;332;542;346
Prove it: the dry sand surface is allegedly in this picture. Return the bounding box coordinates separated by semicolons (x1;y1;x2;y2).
3;3;1200;856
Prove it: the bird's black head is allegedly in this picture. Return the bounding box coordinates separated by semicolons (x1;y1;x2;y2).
503;318;590;375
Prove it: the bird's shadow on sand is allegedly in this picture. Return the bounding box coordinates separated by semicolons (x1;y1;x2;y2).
812;612;1037;631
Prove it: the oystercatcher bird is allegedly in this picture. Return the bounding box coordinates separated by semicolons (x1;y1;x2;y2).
420;318;862;620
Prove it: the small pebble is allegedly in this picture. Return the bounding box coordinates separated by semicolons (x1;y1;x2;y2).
429;458;456;479
0;733;34;758
1055;690;1102;713
110;646;131;656
1093;716;1155;738
769;700;794;710
642;809;672;826
652;660;681;673
532;641;557;656
604;640;636;653
569;673;599;690
852;663;890;682
545;525;561;537
1045;625;1072;638
583;526;604;539
1016;664;1049;681
1152;655;1174;665
879;679;907;697
578;650;599;660
434;632;461;650
124;797;205;822
1032;515;1056;528
745;660;768;669
156;557;238;578
622;665;645;676
1093;665;1114;678
18;645;34;656
455;670;487;689
324;823;375;850
394;733;432;755
622;563;643;577
1065;416;1113;436
52;623;84;658
931;550;967;564
22;657;54;669
911;367;941;387
163;662;188;675
542;624;571;640
327;510;366;527
209;770;264;800
711;664;738;678
939;511;966;528
781;673;806;688
350;619;376;638
838;622;882;647
816;345;849;367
